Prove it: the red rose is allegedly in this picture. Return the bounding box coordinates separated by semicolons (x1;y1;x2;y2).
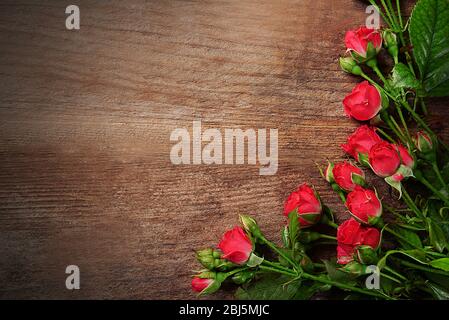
345;27;382;60
396;144;415;169
337;218;381;264
337;244;356;265
343;81;382;121
345;186;382;225
369;141;401;177
415;131;433;154
191;277;213;293
331;161;365;192
284;183;322;228
341;125;382;162
218;226;252;265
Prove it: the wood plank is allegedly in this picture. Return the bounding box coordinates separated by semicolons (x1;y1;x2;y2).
0;0;447;299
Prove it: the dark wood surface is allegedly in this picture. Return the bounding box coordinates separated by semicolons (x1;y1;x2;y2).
0;0;447;299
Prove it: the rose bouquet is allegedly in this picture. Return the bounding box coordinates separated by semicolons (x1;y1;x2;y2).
191;0;449;299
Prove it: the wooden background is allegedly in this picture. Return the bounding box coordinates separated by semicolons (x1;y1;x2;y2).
0;0;448;299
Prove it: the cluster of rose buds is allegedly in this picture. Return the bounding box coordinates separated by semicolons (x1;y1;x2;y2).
191;226;255;294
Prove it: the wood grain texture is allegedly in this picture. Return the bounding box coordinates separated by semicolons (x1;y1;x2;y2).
0;0;447;299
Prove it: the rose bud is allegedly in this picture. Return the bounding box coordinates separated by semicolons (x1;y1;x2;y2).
336;218;381;265
339;56;362;76
382;29;398;63
332;161;365;192
355;245;378;264
218;226;253;265
191;277;214;293
344;27;382;61
284;183;322;228
195;248;235;271
341;125;382;164
415;131;434;154
339;261;365;276
195;248;219;270
345;186;382;225
239;215;261;237
324;161;335;184
369;141;401;177
396;144;415;169
343;81;383;121
232;270;256;285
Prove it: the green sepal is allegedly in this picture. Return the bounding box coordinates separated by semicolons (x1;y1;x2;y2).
246;252;264;268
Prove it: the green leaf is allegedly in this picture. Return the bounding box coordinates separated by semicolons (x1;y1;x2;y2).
288;210;299;250
281;226;290;248
428;218;449;252
393;226;423;250
390;63;421;89
424;271;449;290
235;274;300;300
430;258;449;271
246;253;264;267
427;282;449;300
377;249;427;270
323;259;357;286
292;280;330;300
409;0;449;97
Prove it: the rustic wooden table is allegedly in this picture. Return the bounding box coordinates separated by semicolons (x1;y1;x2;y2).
0;0;447;299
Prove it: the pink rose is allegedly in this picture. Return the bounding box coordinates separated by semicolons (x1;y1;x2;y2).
345;27;382;60
191;277;214;293
343;81;382;121
218;226;252;265
284;183;322;228
369;141;401;177
341;125;382;162
396;144;415;169
345;186;382;225
337;218;381;264
329;161;365;192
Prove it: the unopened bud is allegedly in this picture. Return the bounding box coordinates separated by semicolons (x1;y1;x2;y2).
355;245;378;265
339;57;362;76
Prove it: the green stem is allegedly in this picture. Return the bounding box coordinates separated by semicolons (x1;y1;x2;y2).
415;174;449;206
396;103;414;147
226;267;250;277
432;162;449;193
368;0;393;29
397;259;449;277
380;0;396;28
319;234;337;241
420;99;428;115
381;271;402;284
384;226;422;250
400;100;434;136
385;0;401;31
377;128;396;143
382;113;408;145
301;273;394;300
258;235;299;270
372;65;389;85
259;265;297;277
262;260;296;274
401;186;423;218
384;265;407;281
259;262;392;299
396;0;403;29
